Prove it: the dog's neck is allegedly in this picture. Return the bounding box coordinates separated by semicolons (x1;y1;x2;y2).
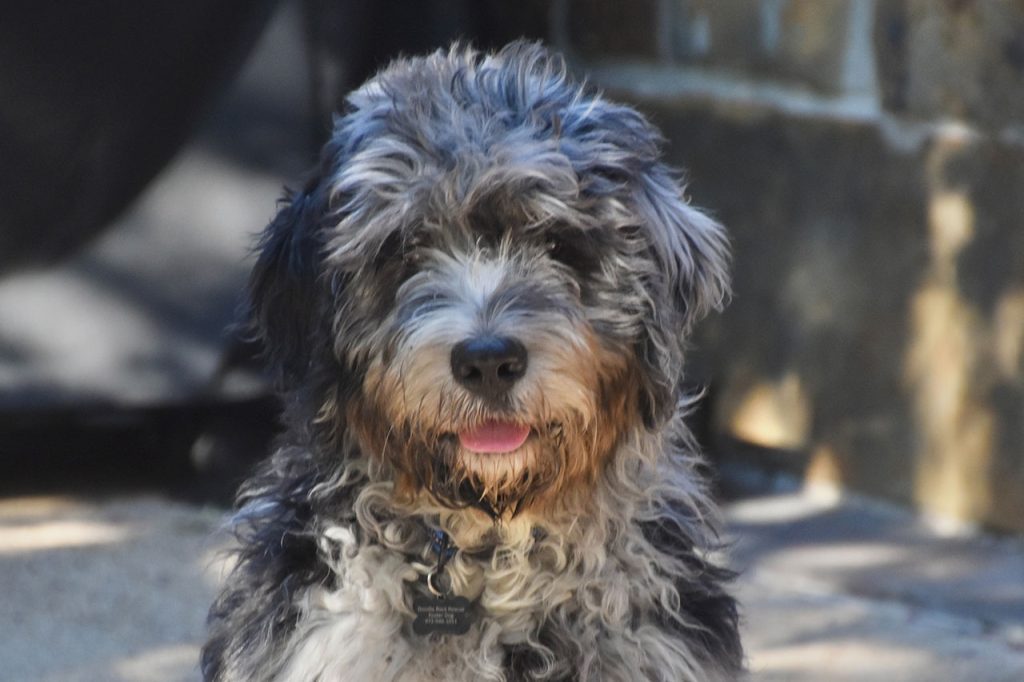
388;491;540;553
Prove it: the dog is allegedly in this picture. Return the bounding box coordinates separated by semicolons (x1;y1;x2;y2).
202;42;741;682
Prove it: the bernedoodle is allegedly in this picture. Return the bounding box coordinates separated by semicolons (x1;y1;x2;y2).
203;42;742;682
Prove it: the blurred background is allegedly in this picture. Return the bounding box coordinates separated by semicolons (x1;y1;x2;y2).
1;1;1022;680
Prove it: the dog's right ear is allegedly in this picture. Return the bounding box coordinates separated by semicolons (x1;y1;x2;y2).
249;186;327;390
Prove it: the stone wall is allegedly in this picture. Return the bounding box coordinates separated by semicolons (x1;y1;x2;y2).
539;0;1024;532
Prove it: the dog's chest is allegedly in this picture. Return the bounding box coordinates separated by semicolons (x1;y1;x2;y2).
274;545;561;682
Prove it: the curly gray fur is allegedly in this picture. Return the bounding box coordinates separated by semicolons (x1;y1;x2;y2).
203;42;741;682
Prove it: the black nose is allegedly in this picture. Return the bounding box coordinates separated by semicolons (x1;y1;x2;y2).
450;335;528;400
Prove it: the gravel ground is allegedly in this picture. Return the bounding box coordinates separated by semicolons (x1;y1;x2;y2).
2;488;1022;681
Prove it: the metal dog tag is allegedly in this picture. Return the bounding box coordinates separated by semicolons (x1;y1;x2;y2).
412;595;474;636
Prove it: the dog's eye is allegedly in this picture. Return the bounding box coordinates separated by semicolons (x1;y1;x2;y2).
545;231;600;274
370;232;425;288
373;232;426;269
373;232;402;268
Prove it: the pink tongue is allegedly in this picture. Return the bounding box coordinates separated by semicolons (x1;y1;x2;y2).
459;421;531;453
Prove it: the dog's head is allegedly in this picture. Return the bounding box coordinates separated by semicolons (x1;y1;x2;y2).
250;43;729;517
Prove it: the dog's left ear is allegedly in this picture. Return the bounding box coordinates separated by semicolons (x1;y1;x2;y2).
634;165;731;331
630;164;731;427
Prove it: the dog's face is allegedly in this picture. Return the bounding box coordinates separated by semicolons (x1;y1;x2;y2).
251;44;729;517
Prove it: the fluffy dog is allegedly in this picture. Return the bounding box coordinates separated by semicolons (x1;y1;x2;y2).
203;42;741;682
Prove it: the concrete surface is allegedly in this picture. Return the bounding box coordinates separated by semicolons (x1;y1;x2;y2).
1;488;1021;681
0;496;229;682
728;488;1024;681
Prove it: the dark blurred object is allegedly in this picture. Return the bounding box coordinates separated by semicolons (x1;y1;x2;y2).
0;0;277;271
0;0;294;502
0;0;553;501
0;394;280;503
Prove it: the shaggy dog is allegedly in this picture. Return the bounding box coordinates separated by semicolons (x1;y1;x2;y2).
203;42;742;682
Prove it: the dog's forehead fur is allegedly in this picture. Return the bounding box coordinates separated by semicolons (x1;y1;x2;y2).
326;43;651;250
320;44;726;309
